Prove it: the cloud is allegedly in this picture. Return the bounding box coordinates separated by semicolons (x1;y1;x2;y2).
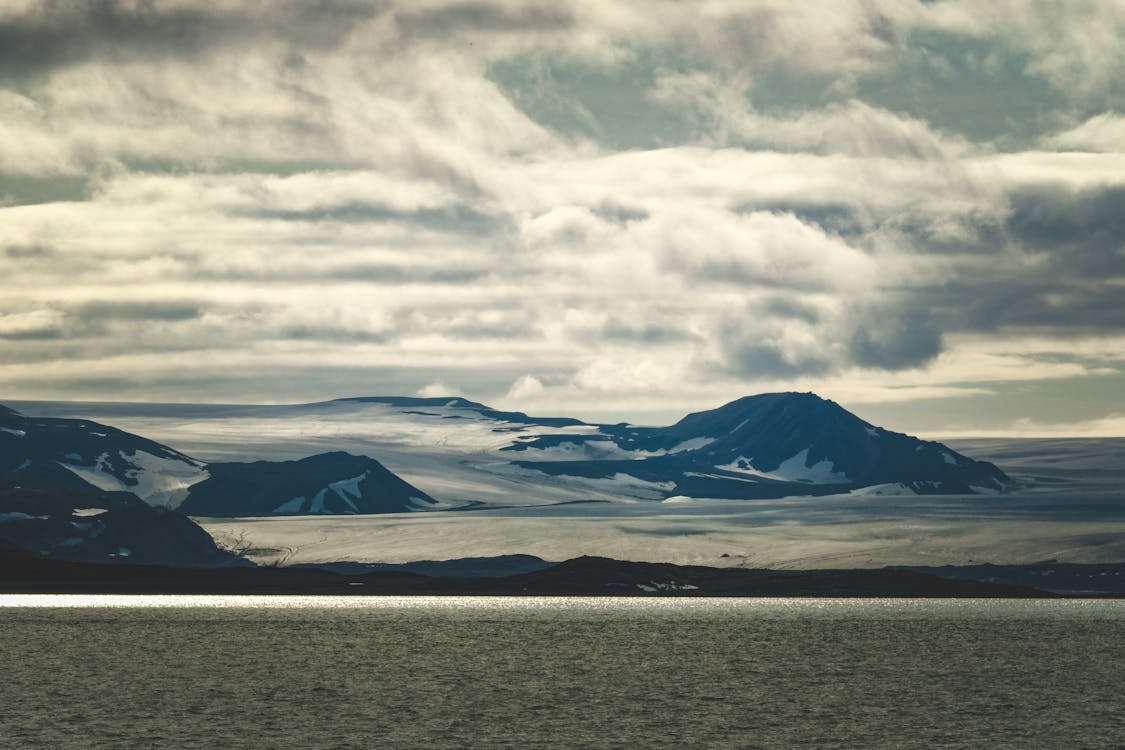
416;380;457;398
506;374;544;400
1045;112;1125;152
0;0;1121;433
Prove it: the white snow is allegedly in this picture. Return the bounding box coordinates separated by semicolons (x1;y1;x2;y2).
683;471;758;484
668;437;716;454
408;495;435;509
942;452;957;465
0;427;26;437
273;496;306;514
515;439;663;461
308;488;330;514
58;537;83;547
718;449;849;484
15;458;30;471
635;581;699;592
555;472;675;499
73;508;108;517
60;450;209;509
849;483;917;496
327;472;367;511
864;426;878;437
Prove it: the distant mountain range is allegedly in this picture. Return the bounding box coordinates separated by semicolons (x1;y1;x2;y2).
2;392;1009;567
498;392;1008;497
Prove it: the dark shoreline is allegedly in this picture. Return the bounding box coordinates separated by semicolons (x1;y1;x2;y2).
6;548;1111;598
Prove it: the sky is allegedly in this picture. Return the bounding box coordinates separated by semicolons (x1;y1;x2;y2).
1;0;1124;436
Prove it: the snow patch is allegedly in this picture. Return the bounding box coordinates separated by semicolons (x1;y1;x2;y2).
273;496;306;514
636;581;699;592
718;449;848;484
517;440;663;461
327;472;368;512
308;488;331;514
668;437;716;454
849;483;917;497
72;508;108;517
0;427;26;437
942;452;957;465
60;450;209;509
15;458;30;471
560;472;675;500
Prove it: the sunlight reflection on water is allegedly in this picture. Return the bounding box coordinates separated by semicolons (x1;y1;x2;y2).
0;594;1120;618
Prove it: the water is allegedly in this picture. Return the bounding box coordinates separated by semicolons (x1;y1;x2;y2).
1;597;1122;749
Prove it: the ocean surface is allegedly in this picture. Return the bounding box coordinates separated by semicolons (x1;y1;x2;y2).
1;597;1122;749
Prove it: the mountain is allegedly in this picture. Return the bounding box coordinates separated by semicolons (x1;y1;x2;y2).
1;403;208;508
5;392;1011;519
501;392;1008;497
180;451;437;516
2;404;438;518
0;485;243;567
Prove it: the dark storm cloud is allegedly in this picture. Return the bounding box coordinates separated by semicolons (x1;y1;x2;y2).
849;307;943;371
0;1;383;75
1007;185;1125;265
717;298;943;379
3;243;55;259
69;300;205;322
720;337;834;379
894;184;1125;336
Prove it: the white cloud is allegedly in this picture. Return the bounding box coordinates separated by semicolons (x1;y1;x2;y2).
0;0;1121;432
1044;112;1125;153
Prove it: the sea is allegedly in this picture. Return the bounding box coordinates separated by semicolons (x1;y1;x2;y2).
0;597;1121;749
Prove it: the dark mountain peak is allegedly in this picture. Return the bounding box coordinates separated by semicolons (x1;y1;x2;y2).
330;395;586;429
179;450;436;517
668;391;869;442
334;395;493;410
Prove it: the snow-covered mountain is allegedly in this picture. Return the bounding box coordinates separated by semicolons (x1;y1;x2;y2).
6;392;1010;517
501;392;1009;497
180;452;437;516
1;403;208;508
1;404;438;517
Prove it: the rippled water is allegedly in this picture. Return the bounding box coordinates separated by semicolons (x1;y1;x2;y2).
1;597;1122;749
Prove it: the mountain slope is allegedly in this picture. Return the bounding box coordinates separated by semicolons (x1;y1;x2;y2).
0;485;244;567
503;392;1008;496
2;405;440;517
180;451;437;516
1;405;208;508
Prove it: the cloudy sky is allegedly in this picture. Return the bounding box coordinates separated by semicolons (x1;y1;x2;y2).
1;0;1124;435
